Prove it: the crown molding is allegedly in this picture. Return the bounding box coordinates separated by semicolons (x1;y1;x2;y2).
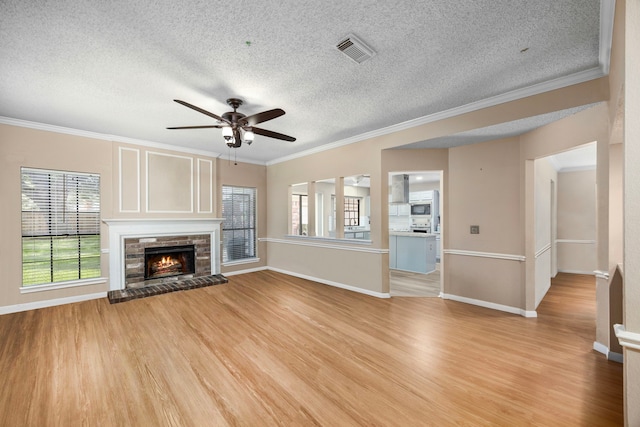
268;2;616;166
267;67;605;166
600;0;616;74
0;116;226;158
0;116;269;166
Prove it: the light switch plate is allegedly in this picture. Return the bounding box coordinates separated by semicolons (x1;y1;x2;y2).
470;225;480;234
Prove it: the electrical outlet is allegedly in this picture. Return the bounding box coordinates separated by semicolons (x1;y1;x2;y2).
470;225;480;234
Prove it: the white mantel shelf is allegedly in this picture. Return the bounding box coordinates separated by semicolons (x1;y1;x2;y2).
103;218;224;291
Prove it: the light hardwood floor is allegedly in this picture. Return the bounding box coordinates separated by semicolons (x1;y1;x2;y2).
390;264;441;297
0;272;622;426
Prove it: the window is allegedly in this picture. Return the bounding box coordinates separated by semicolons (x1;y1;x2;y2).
291;194;308;235
222;186;257;262
21;168;101;286
344;196;360;226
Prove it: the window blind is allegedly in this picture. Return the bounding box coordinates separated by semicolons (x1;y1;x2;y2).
21;167;101;285
222;186;256;262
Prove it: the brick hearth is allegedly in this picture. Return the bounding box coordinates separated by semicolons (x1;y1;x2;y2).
107;274;228;304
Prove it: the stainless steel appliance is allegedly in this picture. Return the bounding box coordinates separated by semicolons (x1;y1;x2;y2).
410;203;431;215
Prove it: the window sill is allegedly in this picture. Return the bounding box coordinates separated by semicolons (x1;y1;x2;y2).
282;234;373;245
20;277;108;294
222;257;261;267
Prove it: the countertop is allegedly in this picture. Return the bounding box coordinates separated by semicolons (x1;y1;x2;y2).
389;231;437;238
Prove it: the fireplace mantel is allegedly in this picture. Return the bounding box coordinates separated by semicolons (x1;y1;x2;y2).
103;218;223;291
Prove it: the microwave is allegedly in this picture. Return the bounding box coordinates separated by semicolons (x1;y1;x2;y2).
411;203;431;215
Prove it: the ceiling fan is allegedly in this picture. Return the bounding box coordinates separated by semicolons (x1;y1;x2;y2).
167;98;296;148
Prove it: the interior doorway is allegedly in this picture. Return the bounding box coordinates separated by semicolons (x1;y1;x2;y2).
532;143;597;308
388;171;443;297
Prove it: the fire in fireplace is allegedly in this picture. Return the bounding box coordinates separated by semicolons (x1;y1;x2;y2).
144;245;195;280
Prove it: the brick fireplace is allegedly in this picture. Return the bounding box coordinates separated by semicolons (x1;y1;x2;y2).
103;219;223;291
124;235;207;288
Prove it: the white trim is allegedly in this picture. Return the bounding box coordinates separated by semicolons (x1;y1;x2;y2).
441;293;537;318
614;324;640;351
267;267;390;299
443;249;526;262
145;151;194;213
557;164;597;173
118;147;140;213
535;244;551;259
0;116;227;159
261;237;387;254
557;269;596;275
222;257;261;267
223;266;268;276
102;218;223;291
20;277;107;294
594;270;610;280
267;68;605;166
197;158;214;214
0;292;107;315
600;0;616;74
556;239;597;244
592;341;622;362
593;340;609;357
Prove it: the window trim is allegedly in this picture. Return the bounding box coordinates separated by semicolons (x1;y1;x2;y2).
21;167;102;287
221;185;258;263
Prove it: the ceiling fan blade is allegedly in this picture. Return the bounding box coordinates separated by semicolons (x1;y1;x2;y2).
166;125;224;130
173;99;230;124
252;127;296;142
238;108;285;126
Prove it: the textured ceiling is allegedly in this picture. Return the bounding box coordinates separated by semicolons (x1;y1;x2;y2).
0;0;608;164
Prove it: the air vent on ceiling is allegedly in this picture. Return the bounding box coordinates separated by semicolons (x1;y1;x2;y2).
336;34;376;64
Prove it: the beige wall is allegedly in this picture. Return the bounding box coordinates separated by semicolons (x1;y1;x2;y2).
446;137;524;309
0;124;236;312
0;124;113;308
556;169;597;274
113;143;217;218
216;158;268;275
623;0;640;424
266;139;387;293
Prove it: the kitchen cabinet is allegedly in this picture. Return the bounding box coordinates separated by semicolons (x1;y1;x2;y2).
389;234;397;269
388;203;410;216
344;230;370;240
409;190;434;203
389;232;436;274
435;234;441;262
397;204;410;216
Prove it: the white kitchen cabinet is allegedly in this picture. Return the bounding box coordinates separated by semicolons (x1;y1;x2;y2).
389;232;436;274
397;204;411;216
389;234;397;269
409;190;434;202
389;203;410;216
435;235;441;262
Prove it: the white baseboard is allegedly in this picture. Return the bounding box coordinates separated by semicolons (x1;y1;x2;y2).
222;266;268;276
592;341;624;363
557;269;595;275
441;293;537;318
267;267;391;299
593;340;609;356
0;292;107;315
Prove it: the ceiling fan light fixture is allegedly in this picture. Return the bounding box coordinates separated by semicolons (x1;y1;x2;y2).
222;126;233;141
244;129;255;144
